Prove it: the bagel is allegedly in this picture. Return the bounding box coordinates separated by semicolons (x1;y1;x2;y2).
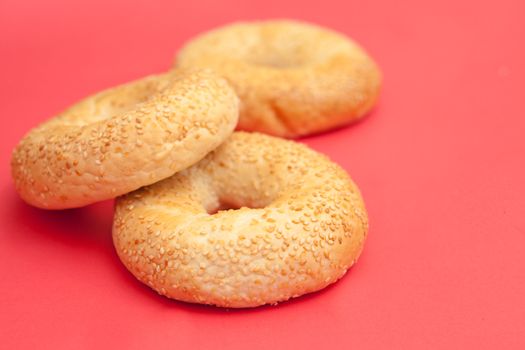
175;20;381;138
113;132;368;308
11;70;239;209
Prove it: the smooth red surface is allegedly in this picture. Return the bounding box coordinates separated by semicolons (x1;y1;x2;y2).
1;0;524;348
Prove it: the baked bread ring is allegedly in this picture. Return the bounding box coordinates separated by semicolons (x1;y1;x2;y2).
113;132;368;308
175;20;381;138
11;70;239;209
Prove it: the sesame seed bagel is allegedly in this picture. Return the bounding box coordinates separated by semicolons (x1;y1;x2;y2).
113;132;368;308
11;70;239;209
175;20;381;138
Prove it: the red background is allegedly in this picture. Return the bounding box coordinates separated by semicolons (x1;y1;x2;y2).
1;0;524;349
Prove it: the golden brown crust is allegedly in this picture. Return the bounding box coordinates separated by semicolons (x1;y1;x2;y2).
175;20;381;138
11;70;239;209
113;132;368;307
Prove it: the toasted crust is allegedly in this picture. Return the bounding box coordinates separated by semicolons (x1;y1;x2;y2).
113;132;368;307
11;70;239;209
175;20;381;138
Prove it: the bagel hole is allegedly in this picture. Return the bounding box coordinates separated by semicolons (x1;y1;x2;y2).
207;198;266;215
249;53;304;69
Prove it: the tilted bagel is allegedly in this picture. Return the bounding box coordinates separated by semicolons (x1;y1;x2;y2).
113;132;368;308
11;70;239;209
175;20;381;138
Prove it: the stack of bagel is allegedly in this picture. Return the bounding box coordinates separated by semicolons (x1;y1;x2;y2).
11;20;381;308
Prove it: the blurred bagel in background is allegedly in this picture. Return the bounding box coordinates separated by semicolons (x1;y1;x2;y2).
176;20;381;138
